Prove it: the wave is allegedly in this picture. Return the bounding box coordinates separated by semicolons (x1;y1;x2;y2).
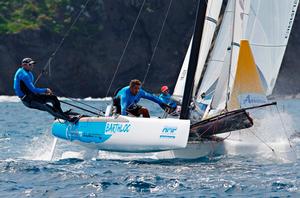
0;96;21;102
0;95;112;103
82;97;112;101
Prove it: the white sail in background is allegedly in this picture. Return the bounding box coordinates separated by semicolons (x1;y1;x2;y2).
173;0;223;101
173;39;191;102
245;0;299;95
210;48;231;111
192;0;223;96
196;0;235;102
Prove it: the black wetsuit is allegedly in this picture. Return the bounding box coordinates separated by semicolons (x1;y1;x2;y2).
21;85;71;121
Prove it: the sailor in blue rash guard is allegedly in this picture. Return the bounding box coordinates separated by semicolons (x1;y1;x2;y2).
13;57;76;122
113;79;168;118
159;85;177;114
159;86;177;107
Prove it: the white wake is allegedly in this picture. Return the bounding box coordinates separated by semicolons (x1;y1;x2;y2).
220;107;298;162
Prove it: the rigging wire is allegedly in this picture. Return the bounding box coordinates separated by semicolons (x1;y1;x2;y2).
142;0;173;84
45;77;105;115
60;100;100;116
31;0;106;115
275;105;295;151
105;0;147;97
247;128;275;152
244;104;295;154
35;0;91;85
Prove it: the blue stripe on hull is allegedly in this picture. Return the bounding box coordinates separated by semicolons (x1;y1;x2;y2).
52;121;112;143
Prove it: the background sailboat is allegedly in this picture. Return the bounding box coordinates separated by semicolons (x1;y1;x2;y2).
167;0;299;159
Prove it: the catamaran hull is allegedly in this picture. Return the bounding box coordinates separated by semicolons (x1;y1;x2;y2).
51;111;252;157
52;116;190;153
90;140;226;160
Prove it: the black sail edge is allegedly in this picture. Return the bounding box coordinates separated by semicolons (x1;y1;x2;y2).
180;0;207;119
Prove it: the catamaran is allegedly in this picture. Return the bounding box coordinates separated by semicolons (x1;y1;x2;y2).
51;0;299;159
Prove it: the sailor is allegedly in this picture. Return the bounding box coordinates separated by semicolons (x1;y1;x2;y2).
199;92;208;111
159;85;177;114
113;79;168;117
13;58;77;122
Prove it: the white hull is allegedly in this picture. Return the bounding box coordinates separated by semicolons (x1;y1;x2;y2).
52;116;190;153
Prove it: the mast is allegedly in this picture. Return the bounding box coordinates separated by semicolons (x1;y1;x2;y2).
180;0;207;119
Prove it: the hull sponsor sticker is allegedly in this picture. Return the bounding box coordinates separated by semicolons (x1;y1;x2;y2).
160;126;177;139
105;123;131;134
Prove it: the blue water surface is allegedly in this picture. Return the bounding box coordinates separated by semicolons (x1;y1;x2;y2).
0;97;300;197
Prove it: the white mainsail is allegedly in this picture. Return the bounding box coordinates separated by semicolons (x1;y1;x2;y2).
192;0;223;96
173;0;223;101
196;0;234;102
210;48;231;111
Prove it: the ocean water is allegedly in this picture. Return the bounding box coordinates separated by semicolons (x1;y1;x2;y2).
0;96;300;197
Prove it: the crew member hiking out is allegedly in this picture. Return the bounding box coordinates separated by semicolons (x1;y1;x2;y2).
159;85;177;114
13;58;78;122
113;79;169;118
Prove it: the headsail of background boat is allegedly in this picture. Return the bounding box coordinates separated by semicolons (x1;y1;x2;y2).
227;40;267;110
196;0;299;110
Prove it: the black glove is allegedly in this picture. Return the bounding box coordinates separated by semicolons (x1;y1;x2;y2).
160;103;175;114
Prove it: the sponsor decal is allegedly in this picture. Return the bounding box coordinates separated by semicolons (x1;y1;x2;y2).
160;135;176;139
162;127;177;133
285;0;298;39
70;130;82;138
63;122;112;143
238;93;267;108
160;126;177;139
105;123;131;134
68;128;103;139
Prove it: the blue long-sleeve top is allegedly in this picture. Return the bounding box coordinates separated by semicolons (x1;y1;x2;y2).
13;67;47;97
116;86;163;115
159;93;177;108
